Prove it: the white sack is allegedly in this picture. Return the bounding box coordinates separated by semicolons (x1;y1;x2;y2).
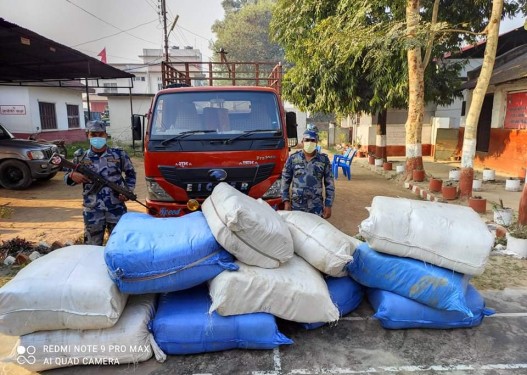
0;245;128;336
9;294;165;372
202;182;294;268
209;255;340;323
278;210;361;277
359;196;495;275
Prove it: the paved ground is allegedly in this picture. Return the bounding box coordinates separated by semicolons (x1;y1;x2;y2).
1;154;526;375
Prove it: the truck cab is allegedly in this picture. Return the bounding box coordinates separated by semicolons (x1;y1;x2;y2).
138;61;297;216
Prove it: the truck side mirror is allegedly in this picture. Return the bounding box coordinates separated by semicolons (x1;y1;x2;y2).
132;115;142;141
285;111;298;147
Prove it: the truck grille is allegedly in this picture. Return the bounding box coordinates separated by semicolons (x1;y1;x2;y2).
159;163;275;198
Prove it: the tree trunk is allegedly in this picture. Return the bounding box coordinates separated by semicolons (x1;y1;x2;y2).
519;183;527;225
405;0;425;181
375;109;387;161
459;0;503;198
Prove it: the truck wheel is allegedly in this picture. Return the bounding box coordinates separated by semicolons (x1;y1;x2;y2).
0;160;33;190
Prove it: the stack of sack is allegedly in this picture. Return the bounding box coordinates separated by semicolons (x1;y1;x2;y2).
105;205;292;355
149;182;365;356
350;196;495;329
0;245;164;372
0;188;499;371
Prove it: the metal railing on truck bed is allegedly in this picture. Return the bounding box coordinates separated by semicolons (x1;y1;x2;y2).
161;61;282;96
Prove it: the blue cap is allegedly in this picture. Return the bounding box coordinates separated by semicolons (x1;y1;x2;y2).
86;120;106;133
303;129;318;141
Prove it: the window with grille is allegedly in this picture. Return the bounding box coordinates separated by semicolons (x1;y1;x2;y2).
103;83;118;94
39;102;57;130
67;104;80;128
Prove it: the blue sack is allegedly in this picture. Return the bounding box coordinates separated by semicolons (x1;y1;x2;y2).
301;276;364;330
105;212;238;294
151;284;293;354
368;285;495;329
347;242;472;316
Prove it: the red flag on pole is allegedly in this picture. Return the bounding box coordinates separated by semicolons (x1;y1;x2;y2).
97;48;107;63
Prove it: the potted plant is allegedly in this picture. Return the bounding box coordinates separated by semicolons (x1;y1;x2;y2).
492;199;513;226
429;176;443;193
506;222;527;258
448;167;460;181
412;168;425;182
505;177;521;192
468;195;487;214
374;157;384;167
472;174;483;191
383;160;393;171
441;180;458;200
368;153;375;165
483;167;496;182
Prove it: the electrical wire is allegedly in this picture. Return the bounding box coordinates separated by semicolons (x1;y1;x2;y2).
71;19;160;47
65;0;160;46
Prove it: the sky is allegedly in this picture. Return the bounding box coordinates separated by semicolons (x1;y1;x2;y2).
0;0;225;62
0;1;525;65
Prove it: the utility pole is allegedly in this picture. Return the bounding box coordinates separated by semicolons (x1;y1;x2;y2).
161;0;169;63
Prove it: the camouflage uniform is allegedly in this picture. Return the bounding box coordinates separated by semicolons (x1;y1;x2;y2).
280;150;335;216
65;148;136;245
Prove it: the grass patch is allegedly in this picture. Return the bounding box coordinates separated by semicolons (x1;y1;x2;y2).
472;255;527;290
0;204;14;219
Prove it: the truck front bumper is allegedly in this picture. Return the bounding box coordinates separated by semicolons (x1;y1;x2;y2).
147;197;283;217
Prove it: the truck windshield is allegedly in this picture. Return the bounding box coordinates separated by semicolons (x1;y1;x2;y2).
150;91;280;139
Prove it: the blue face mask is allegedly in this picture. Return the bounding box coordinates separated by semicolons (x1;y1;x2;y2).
90;137;107;149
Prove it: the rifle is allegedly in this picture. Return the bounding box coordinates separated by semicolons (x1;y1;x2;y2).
50;153;157;215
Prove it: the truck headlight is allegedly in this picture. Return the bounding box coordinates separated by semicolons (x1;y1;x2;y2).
146;178;175;201
262;179;282;199
27;150;45;160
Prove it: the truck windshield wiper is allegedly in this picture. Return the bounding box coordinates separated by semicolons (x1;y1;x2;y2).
211;129;280;145
160;130;216;146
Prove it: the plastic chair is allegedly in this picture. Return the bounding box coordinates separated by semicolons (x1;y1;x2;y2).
333;149;357;180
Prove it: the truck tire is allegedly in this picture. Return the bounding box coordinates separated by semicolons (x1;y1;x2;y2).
0;160;33;190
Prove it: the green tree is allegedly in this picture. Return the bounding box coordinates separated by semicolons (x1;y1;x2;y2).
271;0;462;167
211;0;283;63
271;0;521;178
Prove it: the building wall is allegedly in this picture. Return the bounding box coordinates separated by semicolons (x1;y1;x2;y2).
106;96;153;144
0;88;31;132
349;105;435;156
0;86;86;142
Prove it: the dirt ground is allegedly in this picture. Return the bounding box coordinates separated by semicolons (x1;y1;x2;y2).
1;156;527;290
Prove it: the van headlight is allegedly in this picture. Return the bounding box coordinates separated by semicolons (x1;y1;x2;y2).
262;179;282;199
27;150;46;160
146;178;174;201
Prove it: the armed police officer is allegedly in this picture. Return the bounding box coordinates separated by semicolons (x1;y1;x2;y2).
280;126;335;219
65;120;136;245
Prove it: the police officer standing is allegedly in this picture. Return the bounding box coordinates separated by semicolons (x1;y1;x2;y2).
65;120;136;245
280;126;335;218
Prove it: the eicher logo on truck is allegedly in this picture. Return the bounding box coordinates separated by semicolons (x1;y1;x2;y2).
186;182;249;193
208;169;228;181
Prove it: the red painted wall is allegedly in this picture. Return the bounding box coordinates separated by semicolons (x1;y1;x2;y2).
457;127;527;177
13;129;87;144
367;145;432;157
90;102;107;113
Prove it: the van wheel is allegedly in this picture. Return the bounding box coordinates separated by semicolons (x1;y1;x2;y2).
0;160;32;190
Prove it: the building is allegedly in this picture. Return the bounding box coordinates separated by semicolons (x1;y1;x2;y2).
94;47;204;144
345;27;527;176
0;18;133;143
